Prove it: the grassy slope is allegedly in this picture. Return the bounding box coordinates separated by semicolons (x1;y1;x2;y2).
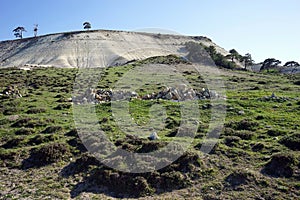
0;57;299;199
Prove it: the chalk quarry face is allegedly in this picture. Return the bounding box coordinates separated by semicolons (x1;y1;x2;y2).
0;30;228;69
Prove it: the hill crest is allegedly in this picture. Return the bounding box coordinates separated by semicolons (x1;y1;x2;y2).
0;29;228;68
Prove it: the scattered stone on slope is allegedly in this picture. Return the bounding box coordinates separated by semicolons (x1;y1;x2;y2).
1;86;22;98
73;85;222;104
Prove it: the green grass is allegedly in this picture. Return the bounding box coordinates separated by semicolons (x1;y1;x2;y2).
0;56;299;199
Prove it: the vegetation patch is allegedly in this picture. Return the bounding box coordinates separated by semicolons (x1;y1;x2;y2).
0;59;299;199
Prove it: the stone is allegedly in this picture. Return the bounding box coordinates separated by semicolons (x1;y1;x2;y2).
271;92;276;98
238;110;245;115
148;132;159;140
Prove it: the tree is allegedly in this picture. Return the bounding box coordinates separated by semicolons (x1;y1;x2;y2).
226;49;243;62
260;58;281;71
284;61;300;67
13;26;26;39
206;45;217;57
284;61;300;73
33;24;38;37
242;53;254;69
83;22;91;30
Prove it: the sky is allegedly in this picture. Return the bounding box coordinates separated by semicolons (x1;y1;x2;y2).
0;0;299;63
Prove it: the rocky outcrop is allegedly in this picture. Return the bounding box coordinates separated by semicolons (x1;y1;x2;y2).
73;85;222;104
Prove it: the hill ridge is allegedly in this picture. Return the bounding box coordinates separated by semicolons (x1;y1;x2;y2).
0;29;228;68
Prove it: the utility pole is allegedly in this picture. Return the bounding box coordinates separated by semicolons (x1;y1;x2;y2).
34;24;38;37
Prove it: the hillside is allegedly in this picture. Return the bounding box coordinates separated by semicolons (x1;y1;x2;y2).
0;29;299;199
0;29;229;69
0;54;299;199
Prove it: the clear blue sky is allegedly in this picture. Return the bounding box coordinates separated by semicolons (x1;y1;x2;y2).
1;0;299;63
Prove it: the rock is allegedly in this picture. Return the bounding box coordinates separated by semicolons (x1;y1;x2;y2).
2;85;22;98
238;110;245;115
271;92;276;98
148;132;159;140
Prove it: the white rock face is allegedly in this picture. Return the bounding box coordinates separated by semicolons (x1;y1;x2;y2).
0;29;228;68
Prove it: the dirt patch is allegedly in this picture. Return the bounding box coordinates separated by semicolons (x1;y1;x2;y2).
11;118;33;127
22;143;70;169
224;136;241;147
225;170;255;188
279;133;300;151
262;153;296;178
67;150;202;198
137;141;167;153
42;126;63;134
251;143;265;152
15;128;36;135
26;108;46;114
226;119;259;131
